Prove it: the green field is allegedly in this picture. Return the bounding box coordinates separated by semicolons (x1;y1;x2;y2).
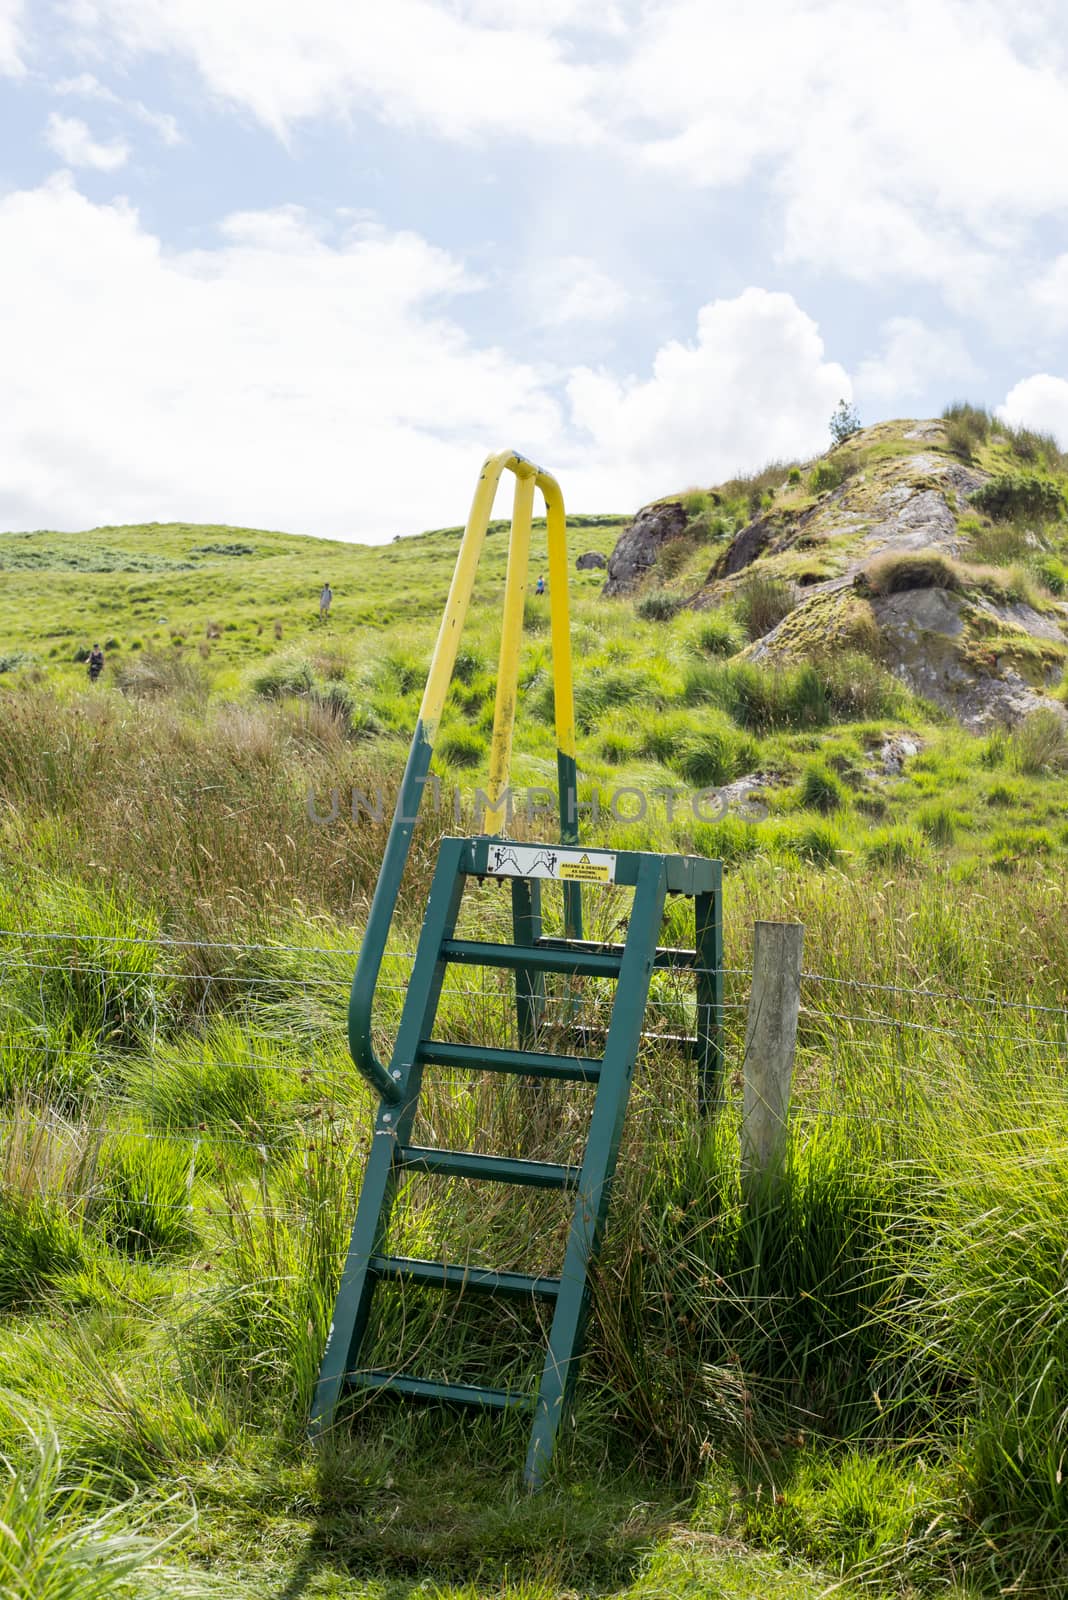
2;415;1068;1597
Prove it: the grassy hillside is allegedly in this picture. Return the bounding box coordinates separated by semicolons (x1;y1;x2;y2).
2;419;1068;1597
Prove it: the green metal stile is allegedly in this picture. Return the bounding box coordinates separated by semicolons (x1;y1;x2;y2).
311;836;723;1489
310;451;723;1488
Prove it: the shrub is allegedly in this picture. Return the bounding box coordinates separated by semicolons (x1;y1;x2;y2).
0;651;32;674
797;759;847;814
683;659;832;732
1002;422;1067;469
1031;553;1068;595
942;401;990;462
570;667;653;731
859;548;960;596
7;888;174;1058
809;453;858;494
437;726;486;768
979;728;1007;767
250;655;315;698
718;460;798;512
0;1416;176;1593
863;825;925;868
127;1021;301;1139
0;1194;87;1309
636;588;682;621
916;802;956;847
681;489;711;518
452;647;485;684
307;679;380;739
821;653;907;720
968;520;1029;565
94;1129;197;1256
972;473;1065;524
598;724;639;765
309;679;354;721
690;814;763;863
113;650;209;702
668;717;760;787
1010;708;1068;775
773;818;844;864
692;611;743;657
654;538;694;579
788;465;803;485
829;398;861;445
734;574;795;640
637;711;695;766
379;651;425;695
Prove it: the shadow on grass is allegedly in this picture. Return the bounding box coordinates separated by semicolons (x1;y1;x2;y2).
271;1400;682;1599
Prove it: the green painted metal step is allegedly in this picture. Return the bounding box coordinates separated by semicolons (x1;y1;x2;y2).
345;1371;533;1410
312;835;724;1491
397;1145;581;1188
417;1040;601;1083
369;1254;561;1298
440;938;622;978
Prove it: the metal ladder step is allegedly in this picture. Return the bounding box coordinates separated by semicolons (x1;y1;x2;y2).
397;1145;581;1189
418;1040;601;1084
536;936;700;970
345;1370;534;1410
369;1253;561;1298
440;938;622;978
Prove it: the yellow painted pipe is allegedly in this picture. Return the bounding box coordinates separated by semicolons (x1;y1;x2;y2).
484;469;535;833
539;473;577;765
415;448;578;841
417;449;512;743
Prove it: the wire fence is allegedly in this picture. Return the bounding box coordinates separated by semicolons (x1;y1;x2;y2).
1;918;1066;1250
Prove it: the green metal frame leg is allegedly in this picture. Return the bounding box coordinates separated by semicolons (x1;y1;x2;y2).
511;876;545;1049
694;886;724;1117
523;858;669;1489
311;840;468;1436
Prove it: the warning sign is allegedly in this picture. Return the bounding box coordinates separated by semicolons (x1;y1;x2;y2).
560;853;612;884
485;843;616;884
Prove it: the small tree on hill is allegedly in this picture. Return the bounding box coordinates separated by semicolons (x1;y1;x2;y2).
829;398;861;446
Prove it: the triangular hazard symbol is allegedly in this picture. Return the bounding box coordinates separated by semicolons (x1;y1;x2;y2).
579;853;591;864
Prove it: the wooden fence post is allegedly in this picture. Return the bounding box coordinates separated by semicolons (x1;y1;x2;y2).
741;921;804;1185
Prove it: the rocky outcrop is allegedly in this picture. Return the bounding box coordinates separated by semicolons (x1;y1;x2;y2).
716;512;777;577
603;501;687;595
576;550;607;571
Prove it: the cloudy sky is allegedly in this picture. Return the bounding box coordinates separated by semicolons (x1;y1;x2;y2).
1;0;1067;541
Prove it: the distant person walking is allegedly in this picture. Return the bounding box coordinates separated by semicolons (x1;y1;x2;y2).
319;582;333;623
87;643;104;683
535;575;546;596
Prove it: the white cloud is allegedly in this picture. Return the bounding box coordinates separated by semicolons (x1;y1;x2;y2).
622;0;1068;298
1033;254;1068;331
0;177;564;539
998;374;1068;447
44;112;130;170
0;180;859;537
566;288;850;506
72;0;601;143
0;0;23;74
67;0;1068;305
54;72;183;145
855;317;981;405
523;256;630;327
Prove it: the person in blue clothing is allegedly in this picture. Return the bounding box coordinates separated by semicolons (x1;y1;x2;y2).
534;575;545;596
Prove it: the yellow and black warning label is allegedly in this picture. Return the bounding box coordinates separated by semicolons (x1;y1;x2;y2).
559;852;612;884
485;843;617;883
